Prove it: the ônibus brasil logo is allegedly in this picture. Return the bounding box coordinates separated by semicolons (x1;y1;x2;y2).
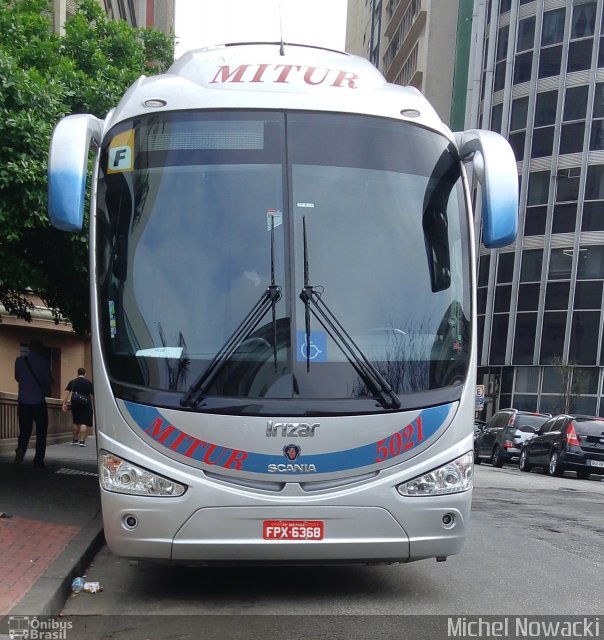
8;616;73;639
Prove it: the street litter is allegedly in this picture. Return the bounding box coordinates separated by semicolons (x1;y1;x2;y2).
71;577;102;594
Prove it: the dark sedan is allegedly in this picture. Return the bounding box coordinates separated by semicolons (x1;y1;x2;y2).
519;415;604;479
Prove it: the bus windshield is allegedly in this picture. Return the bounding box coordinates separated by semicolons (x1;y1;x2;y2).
96;110;470;412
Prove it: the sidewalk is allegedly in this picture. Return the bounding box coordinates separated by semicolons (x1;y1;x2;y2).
0;439;103;616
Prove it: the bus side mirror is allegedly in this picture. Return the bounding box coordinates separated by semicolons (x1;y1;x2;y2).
48;114;103;232
455;130;518;249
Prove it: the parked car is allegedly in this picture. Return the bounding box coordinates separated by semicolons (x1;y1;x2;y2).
474;408;551;467
519;414;604;479
474;419;486;442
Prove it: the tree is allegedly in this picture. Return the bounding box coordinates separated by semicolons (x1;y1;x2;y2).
547;357;588;414
0;0;173;333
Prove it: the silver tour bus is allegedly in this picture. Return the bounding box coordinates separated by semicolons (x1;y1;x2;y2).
48;43;517;564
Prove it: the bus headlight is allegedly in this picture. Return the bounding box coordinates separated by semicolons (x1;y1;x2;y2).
396;452;473;497
99;451;186;497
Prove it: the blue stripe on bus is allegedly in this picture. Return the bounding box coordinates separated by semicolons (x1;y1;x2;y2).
123;401;453;474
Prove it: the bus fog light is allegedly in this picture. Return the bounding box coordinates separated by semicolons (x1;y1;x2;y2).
99;451;186;497
442;513;455;528
124;515;138;529
396;452;473;496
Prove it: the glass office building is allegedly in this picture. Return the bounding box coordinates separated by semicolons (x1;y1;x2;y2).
469;0;604;417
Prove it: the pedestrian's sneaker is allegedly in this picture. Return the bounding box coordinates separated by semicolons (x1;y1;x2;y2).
71;439;78;445
79;441;86;447
13;448;25;466
33;461;46;469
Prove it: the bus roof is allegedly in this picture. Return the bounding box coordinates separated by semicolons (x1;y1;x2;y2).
105;42;452;140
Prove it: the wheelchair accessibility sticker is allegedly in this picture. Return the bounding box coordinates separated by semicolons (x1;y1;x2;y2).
296;330;327;362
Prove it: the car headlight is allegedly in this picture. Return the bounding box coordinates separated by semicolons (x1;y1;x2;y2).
396;452;473;497
99;451;186;497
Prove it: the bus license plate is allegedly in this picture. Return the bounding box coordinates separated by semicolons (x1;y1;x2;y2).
589;459;604;468
263;520;324;540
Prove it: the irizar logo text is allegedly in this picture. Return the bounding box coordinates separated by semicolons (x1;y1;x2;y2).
266;421;320;437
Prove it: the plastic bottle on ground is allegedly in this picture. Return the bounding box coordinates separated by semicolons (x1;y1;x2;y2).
71;577;85;594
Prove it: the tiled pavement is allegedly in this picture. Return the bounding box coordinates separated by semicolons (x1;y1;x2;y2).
0;517;81;615
0;439;103;616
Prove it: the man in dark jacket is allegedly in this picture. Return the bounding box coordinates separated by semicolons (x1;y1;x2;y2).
14;337;53;468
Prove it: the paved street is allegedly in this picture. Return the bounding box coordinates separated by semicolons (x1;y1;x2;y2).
57;463;603;632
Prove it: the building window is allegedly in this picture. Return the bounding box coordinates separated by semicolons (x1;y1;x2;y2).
576;245;604;279
545;281;570;310
509;131;525;160
527;171;550;205
497;252;515;283
552;203;577;233
491;103;503;133
513;313;537;364
539;45;562;78
535;90;558;127
496;24;509;61
585;165;604;200
515;366;540;392
564;85;589;121
571;1;597;39
517;17;535;52
569;311;600;364
495;285;512;312
574;281;603;309
478;254;490;287
549;248;574;280
494;61;506;91
490;314;509;364
541;8;566;47
540;312;567;363
511;96;529;131
520;248;544;282
477;286;488;315
556;170;581;202
532;126;555;158
524;206;547;236
517;283;540;311
581;201;604;231
560;122;585;154
590;121;604;150
567;39;594;72
514;52;532;84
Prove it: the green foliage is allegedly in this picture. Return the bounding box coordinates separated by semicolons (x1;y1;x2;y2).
0;0;174;333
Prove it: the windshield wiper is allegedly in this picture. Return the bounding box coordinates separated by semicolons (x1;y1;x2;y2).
181;216;281;408
298;216;401;410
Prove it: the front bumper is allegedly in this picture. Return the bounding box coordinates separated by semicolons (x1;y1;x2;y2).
101;489;471;565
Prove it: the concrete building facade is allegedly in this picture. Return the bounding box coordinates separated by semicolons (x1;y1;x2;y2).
345;0;470;126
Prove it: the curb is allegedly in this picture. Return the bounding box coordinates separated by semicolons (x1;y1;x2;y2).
8;513;105;616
